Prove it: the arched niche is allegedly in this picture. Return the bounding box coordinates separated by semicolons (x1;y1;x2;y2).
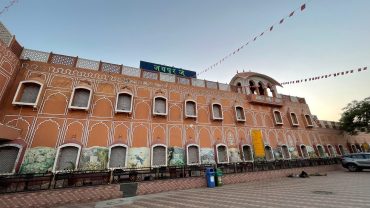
215;143;229;164
281;145;291;160
68;86;93;110
153;96;168;116
115;92;133;113
241;144;253;162
264;145;274;161
300;144;309;158
12;80;43;108
211;103;223;120
186;144;200;165
235;105;246;122
53;143;81;172
0;144;22;174
151;144;167;167
108;144;128;169
184;99;197;118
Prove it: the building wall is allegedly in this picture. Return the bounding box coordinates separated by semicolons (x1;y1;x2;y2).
1;59;366;173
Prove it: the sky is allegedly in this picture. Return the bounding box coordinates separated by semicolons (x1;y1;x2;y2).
1;0;369;121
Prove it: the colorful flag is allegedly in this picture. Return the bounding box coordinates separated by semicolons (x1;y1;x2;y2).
289;11;295;17
270;26;274;31
279;19;284;24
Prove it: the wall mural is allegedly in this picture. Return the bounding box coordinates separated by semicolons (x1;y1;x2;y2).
127;147;150;168
306;146;317;158
20;147;56;174
168;147;185;166
288;146;299;159
228;148;242;163
273;147;283;160
79;147;108;170
200;148;216;164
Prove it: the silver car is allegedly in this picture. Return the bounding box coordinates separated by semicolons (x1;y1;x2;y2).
341;153;370;172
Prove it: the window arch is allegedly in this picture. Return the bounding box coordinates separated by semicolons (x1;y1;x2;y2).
249;80;257;94
108;144;128;169
273;110;283;125
258;82;265;95
289;112;299;127
153;96;168;116
151;144;167;167
53;143;81;172
316;144;325;158
12;80;43;108
327;144;336;157
304;114;314;127
211;103;223;120
266;84;275;97
0;144;22;174
264;145;274;161
281;145;291;160
338;144;345;155
185;99;197;118
186;144;200;165
350;144;356;153
216;144;229;164
69;86;93;110
300;145;309;158
241;144;253;161
115;92;133;113
235;105;246;122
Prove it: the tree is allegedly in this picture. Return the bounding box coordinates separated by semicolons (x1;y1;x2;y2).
339;97;370;135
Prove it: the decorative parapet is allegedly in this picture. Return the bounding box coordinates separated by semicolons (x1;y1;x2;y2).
206;81;218;89
178;77;190;85
142;70;158;80
101;62;121;74
50;53;76;66
0;22;12;46
218;83;230;91
192;78;205;87
159;73;176;83
122;65;141;77
20;49;50;62
76;58;99;70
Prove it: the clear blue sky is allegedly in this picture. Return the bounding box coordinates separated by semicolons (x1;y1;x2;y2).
2;0;370;121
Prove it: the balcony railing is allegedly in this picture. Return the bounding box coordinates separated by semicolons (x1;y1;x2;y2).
247;94;283;106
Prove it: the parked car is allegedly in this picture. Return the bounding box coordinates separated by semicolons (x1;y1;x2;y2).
341;153;370;172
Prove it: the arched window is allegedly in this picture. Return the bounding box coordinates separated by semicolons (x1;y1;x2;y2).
211;103;223;120
151;144;167;167
304;114;314;127
351;144;356;153
355;144;362;153
69;87;92;110
249;81;256;94
242;145;253;161
327;145;335;157
258;82;265;95
108;144;128;169
281;145;290;159
12;80;43;108
153;96;168;116
338;144;345;155
0;145;21;174
265;145;274;161
115;92;133;113
266;84;275;97
317;145;325;158
216;144;229;164
235;106;246;122
273;110;283;125
53;144;81;172
185;100;197;118
290;112;299;126
186;144;200;165
300;145;309;158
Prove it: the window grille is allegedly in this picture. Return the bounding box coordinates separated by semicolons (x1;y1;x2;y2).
0;146;19;173
71;89;90;108
19;83;41;104
109;146;127;168
56;146;79;171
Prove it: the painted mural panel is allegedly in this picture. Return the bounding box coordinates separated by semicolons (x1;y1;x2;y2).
79;147;108;170
228;148;242;162
168;147;185;166
288;146;299;159
20;147;56;174
200;148;215;164
127;147;150;168
273;147;283;160
302;146;315;158
251;129;265;160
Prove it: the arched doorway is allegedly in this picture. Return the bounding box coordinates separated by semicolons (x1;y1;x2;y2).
108;144;128;169
300;145;309;158
265;145;274;161
281;145;290;160
0;145;21;174
54;144;81;172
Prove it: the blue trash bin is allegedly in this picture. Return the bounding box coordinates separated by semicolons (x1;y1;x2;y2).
205;168;215;188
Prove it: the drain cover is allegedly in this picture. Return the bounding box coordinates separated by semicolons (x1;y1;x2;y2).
312;191;334;195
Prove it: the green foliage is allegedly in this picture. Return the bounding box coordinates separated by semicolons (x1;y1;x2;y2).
339;97;370;135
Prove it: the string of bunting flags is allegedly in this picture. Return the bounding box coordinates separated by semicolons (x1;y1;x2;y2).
0;0;18;16
198;3;307;76
281;67;368;85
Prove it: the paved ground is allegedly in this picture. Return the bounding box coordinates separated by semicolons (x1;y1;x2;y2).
60;170;370;208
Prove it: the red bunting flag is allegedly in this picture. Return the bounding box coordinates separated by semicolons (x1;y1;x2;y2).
279;19;284;24
270;26;274;31
289;11;295;17
301;4;306;11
